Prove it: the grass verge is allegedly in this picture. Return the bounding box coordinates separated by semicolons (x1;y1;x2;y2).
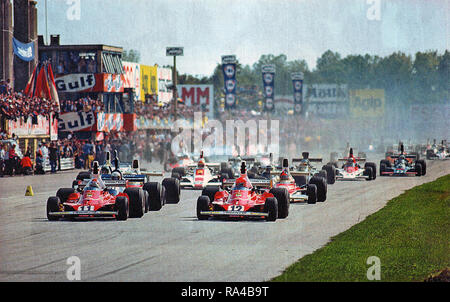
272;174;450;282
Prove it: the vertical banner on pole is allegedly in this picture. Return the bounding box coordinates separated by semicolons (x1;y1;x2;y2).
291;72;304;115
262;64;276;112
222;55;237;109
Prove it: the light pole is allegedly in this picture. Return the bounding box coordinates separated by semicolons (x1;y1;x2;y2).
166;47;183;120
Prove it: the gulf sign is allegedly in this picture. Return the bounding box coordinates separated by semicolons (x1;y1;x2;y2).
55;73;124;93
178;85;214;118
349;89;385;117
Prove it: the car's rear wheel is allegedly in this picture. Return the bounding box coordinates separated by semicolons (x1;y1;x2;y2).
162;178;180;204
417;160;426;175
264;197;278;222
415;163;423;177
197;196;211;220
322;164;336;184
310;176;327;202
364;162;377;180
143;182;164;210
171;167;185;179
76;171;91;181
47;196;62;221
124;188;144;218
115;196;128;221
306;184;317;204
269;187;289;219
364;166;374;181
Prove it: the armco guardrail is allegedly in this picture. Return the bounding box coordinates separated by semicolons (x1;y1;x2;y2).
43;158;75;172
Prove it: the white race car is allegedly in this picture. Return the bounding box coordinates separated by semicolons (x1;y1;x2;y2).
334;149;376;181
173;153;223;190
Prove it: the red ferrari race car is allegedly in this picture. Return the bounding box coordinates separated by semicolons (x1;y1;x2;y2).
47;163;147;221
196;162;290;221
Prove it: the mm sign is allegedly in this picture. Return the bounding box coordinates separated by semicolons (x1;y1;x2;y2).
166;47;184;56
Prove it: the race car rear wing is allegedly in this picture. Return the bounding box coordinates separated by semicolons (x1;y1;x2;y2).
292;158;323;163
75;179;128;189
222;178;271;189
337;157;366;162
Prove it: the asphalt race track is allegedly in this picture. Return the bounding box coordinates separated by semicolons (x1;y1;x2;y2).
0;157;449;282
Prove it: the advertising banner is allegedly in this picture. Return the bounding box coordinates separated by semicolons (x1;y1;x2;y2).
122;61;141;101
140;65;158;102
58;111;96;132
304;84;348;118
349;89;385;117
158;67;173;104
55;73;124;93
7;115;50;137
178;85;214;118
291;72;304;115
96;112;124;132
222;55;237;109
262;64;276;112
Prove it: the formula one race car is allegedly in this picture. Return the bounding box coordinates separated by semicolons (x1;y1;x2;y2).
380;145;426;177
426;140;450;160
172;152;228;190
47;163;147;221
196;162;290;221
114;158;180;206
334;148;377;181
269;159;318;204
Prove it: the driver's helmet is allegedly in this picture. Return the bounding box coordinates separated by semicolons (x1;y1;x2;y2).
347;158;354;166
87;178;100;190
198;158;205;167
300;159;308;165
235;176;251;190
111;171;121;180
399;155;406;161
280;170;289;181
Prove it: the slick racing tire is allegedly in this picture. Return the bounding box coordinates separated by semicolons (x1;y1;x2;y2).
162;178;180;204
317;170;327;181
306;184;317;204
115;196;128;221
264;197;278;222
269;187;290;219
143;182;164;210
322;164;336;184
56;188;75;203
143;190;149;213
197;196;211;220
171;167;185;179
47;196;62;221
364;166;374;181
310;176;327;202
417;160;426;175
124;188;145;218
201;186;221;203
364;162;377;180
415;163;423;177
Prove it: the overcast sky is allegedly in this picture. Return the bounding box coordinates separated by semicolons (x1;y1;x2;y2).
36;0;449;77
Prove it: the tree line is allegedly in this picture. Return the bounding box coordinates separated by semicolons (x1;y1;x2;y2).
178;50;449;106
